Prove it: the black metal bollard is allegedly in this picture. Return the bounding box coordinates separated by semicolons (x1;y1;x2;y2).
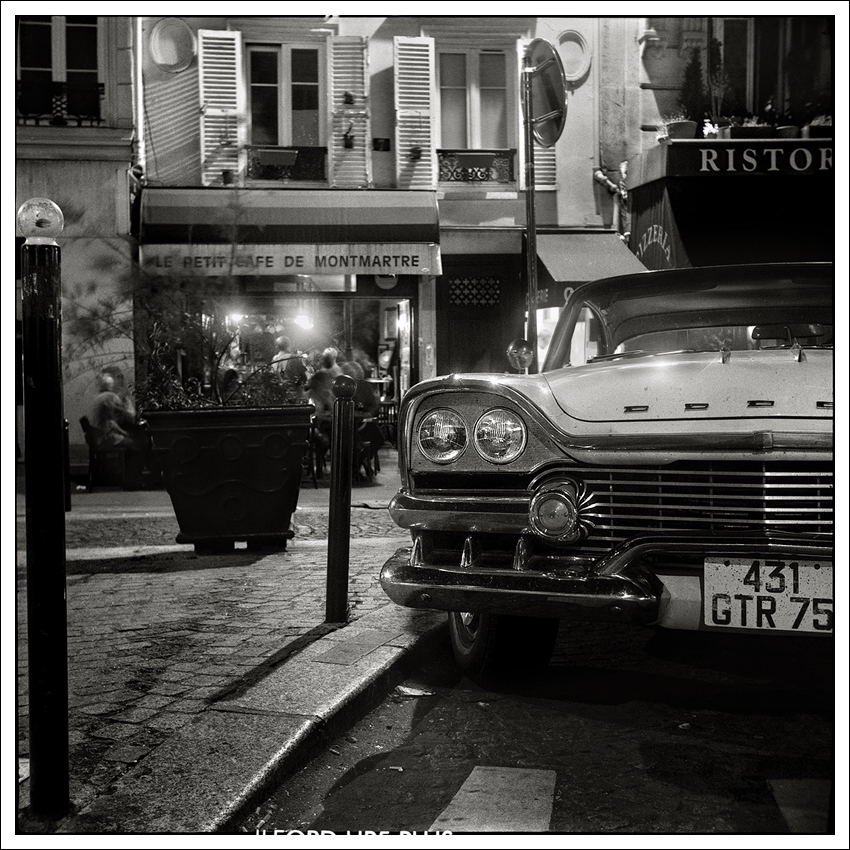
325;375;357;623
17;198;70;818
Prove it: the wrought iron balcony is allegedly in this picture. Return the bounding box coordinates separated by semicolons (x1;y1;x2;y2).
16;80;105;127
437;149;516;183
246;146;327;182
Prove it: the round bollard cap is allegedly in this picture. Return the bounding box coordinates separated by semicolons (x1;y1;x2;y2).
332;374;357;398
17;198;64;243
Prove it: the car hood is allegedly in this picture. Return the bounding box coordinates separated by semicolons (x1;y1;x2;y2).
543;349;833;423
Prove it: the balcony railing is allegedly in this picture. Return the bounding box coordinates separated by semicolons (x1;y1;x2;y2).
437;149;516;183
16;80;105;127
246;146;327;182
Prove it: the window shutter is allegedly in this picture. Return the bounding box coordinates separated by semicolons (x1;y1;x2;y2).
516;38;557;192
198;30;244;187
394;36;437;189
328;36;371;188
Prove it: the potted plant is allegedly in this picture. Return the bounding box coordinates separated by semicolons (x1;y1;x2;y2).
657;111;698;140
137;305;314;555
729;115;775;138
802;114;833;138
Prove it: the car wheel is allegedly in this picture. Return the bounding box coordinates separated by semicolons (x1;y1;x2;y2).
448;611;559;682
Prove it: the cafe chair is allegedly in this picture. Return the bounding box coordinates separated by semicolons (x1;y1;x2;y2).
377;401;398;447
357;419;384;476
302;419;319;488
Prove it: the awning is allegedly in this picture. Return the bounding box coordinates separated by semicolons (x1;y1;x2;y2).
626;139;834;269
536;232;647;283
140;188;441;276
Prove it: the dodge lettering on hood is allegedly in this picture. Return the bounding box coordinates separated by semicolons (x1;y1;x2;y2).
379;263;833;681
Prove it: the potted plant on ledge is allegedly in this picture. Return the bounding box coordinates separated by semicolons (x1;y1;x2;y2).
657;111;699;140
802;114;833;138
138;307;314;556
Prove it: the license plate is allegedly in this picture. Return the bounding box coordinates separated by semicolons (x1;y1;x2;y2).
703;558;833;633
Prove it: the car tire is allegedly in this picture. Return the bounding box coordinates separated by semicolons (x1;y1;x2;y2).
448;611;559;683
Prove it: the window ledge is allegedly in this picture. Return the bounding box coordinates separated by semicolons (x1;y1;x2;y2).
245;180;329;189
16;125;134;161
437;188;520;200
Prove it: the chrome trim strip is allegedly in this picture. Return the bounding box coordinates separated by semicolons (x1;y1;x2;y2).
379;547;660;624
594;531;833;576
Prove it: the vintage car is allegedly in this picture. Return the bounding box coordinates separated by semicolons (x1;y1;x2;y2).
380;262;834;680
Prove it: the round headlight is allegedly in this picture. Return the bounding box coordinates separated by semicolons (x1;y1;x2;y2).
474;409;527;463
418;409;468;463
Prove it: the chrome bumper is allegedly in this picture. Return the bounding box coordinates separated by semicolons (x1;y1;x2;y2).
379;531;833;624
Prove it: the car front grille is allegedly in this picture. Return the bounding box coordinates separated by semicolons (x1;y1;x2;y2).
572;462;833;550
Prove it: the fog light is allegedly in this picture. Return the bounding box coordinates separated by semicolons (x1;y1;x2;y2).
529;482;581;542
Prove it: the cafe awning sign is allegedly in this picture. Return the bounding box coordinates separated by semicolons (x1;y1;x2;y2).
140;187;442;276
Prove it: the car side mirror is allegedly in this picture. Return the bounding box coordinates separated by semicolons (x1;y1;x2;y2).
506;338;534;374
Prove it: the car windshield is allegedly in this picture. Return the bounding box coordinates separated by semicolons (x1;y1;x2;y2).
542;265;834;369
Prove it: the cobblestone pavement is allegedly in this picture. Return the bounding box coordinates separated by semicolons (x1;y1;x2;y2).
15;452;411;821
17;506;401;550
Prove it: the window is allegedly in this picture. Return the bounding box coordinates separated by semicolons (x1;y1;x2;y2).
16;15;102;125
438;48;509;149
712;17;833;121
247;44;322;146
715;18;753;115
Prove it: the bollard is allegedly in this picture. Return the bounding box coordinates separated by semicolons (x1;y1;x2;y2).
325;375;357;623
17;198;70;819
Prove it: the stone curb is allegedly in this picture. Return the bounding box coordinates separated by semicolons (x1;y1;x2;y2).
54;592;447;834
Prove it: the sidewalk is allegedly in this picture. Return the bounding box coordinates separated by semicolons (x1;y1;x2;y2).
15;448;446;834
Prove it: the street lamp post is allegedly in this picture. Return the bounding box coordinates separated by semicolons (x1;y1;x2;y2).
522;55;540;374
521;40;568;374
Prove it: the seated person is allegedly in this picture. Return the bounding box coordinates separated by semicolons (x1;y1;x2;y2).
306;370;335;473
272;336;309;398
340;361;380;420
87;372;151;488
218;368;243;403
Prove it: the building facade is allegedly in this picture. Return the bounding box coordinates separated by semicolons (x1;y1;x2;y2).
626;16;834;269
132;16;647;402
15;15;834;453
15;15;136;455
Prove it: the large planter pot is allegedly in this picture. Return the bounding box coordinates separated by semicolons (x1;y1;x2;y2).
802;124;833;139
776;125;801;138
663;120;698;139
729;125;774;138
144;405;314;554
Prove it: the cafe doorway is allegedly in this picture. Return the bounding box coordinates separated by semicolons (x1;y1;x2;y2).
209;293;414;405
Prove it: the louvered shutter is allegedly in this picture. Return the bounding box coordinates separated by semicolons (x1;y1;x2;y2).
516;38;557;192
198;30;244;187
328;36;371;188
394;36;437;189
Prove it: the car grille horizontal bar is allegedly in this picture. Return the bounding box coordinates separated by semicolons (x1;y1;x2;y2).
572;464;833;547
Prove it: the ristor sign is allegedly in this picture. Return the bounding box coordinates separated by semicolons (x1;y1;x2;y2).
666;140;833;177
141;243;441;276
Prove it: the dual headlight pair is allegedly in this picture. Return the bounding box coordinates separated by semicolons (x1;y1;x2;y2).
417;408;527;464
